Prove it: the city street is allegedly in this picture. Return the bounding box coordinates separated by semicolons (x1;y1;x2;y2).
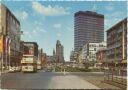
0;2;127;90
1;71;100;89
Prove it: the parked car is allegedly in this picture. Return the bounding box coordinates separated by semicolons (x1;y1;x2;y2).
9;67;15;73
15;67;21;72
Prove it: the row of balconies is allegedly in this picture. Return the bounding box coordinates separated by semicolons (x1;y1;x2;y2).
107;53;122;58
108;47;122;52
107;49;122;55
107;29;126;44
107;43;122;50
107;38;122;43
107;36;122;43
107;39;122;46
107;27;123;34
107;32;122;39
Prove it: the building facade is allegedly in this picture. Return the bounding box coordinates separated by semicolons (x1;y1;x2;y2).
81;42;106;64
78;49;83;63
41;53;47;67
52;49;56;63
96;49;107;64
56;40;64;63
72;51;79;63
107;18;127;64
0;4;21;68
38;48;43;66
46;55;54;64
74;11;104;51
70;50;74;61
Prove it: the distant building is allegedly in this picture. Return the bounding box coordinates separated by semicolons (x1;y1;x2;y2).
56;40;64;63
73;51;79;63
41;53;47;67
0;4;21;67
74;11;104;52
46;55;54;65
20;41;25;65
53;49;56;63
38;49;42;61
70;50;74;61
38;48;43;65
96;49;107;64
107;18;127;64
47;55;53;62
64;61;75;67
81;42;106;64
78;49;83;63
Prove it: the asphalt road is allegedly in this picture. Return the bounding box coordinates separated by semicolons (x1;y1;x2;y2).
1;70;100;89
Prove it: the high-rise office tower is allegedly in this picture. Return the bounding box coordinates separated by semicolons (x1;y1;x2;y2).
74;11;104;51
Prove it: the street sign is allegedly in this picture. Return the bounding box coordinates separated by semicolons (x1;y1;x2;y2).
0;35;3;53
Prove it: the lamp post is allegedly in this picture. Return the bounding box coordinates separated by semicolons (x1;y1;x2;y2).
8;38;11;70
4;35;11;70
5;36;11;70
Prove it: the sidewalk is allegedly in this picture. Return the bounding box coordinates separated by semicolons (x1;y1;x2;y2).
0;70;9;75
79;73;120;89
113;75;127;79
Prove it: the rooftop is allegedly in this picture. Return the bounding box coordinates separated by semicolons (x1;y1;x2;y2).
0;3;20;25
74;11;104;18
23;41;38;47
106;17;127;33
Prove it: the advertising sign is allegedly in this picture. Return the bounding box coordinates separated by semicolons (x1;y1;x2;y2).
0;35;3;53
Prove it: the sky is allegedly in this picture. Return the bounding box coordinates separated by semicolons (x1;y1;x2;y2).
1;1;127;61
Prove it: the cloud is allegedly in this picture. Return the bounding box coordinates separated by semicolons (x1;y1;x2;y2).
53;24;61;28
57;33;61;37
23;31;29;35
32;2;70;16
33;27;47;34
105;11;126;30
105;19;111;30
14;11;28;21
23;31;32;40
109;11;124;18
34;21;43;26
105;4;114;11
32;30;37;34
39;29;47;33
67;27;73;32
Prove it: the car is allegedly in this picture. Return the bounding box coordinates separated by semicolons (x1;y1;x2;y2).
47;69;51;72
9;67;15;73
15;67;21;72
46;68;52;72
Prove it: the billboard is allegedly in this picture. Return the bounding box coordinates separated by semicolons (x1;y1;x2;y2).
0;35;3;53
